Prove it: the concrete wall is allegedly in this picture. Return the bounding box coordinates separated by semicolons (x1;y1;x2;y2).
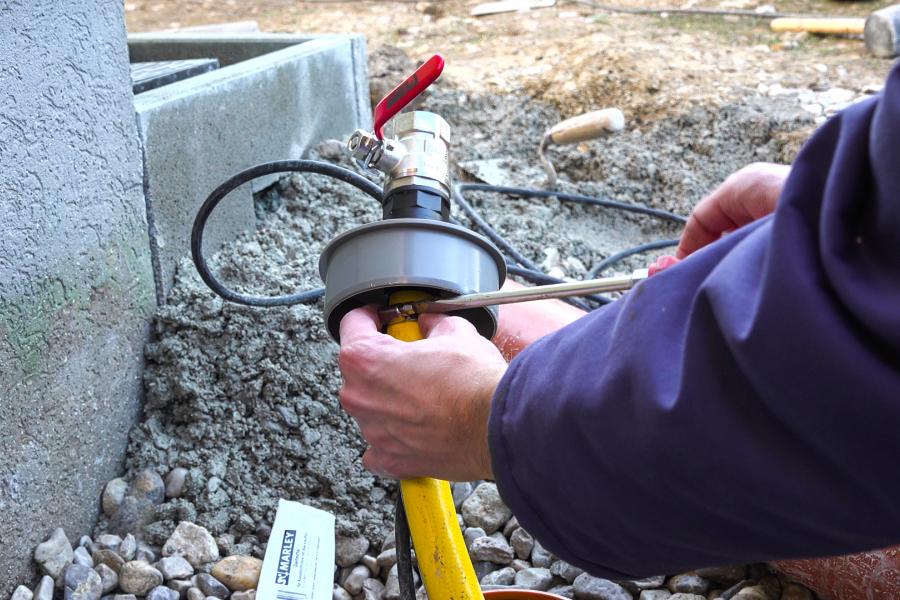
132;34;371;300
0;0;155;594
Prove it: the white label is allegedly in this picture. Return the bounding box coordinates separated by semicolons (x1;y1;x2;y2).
257;499;336;600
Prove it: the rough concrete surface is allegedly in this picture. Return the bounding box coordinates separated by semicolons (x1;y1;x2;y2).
0;0;154;594
134;34;371;301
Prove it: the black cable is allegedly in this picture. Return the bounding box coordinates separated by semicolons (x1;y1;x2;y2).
395;495;417;600
191;159;382;307
452;183;687;311
452;187;541;272
456;183;687;226
586;239;679;279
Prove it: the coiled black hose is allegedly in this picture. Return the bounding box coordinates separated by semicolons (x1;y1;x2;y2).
190;160;381;307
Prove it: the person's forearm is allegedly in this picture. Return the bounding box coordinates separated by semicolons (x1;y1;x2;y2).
492;280;586;360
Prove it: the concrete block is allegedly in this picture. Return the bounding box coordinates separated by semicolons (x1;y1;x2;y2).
0;1;154;595
131;33;371;300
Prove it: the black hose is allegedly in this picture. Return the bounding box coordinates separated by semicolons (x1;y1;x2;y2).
395;495;417;600
190;160;382;307
586;239;680;279
455;183;687;226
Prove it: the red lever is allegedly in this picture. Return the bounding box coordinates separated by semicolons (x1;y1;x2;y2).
373;54;445;140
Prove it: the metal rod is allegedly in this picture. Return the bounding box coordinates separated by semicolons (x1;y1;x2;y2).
379;269;648;322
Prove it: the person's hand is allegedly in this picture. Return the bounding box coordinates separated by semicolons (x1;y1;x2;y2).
338;306;508;481
492;279;586;360
677;162;790;259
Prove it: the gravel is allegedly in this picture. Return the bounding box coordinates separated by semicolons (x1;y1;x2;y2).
33;528;73;579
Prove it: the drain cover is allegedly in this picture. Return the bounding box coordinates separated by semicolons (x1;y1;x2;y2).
131;58;219;94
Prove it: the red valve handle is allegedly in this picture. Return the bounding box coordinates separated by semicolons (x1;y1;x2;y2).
373;54;445;140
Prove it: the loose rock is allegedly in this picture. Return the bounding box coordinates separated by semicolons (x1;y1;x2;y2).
510;529;534;561
731;587;768;600
668;595;705;600
515;568;553;591
232;591;256;600
694;566;746;586
11;586;33;600
619;576;664;594
157;556;194;581
335;535;369;568
550;561;583;584
33;576;54;600
133;470;166;504
460;483;511;534
119;535;137;561
102;479;128;516
92;550;125;574
481;567;516;586
530;541;554;569
361;578;384;600
195;574;229;599
112;595;138;600
549;586;575;599
502;516;520;538
470;536;514;564
136;542;157;564
332;584;352;600
34;528;74;579
186;588;204;600
167;580;193;599
165;468;189;499
376;548;397;572
362;555;380;578
464;528;486;550
210;555;263;591
63;564;103;600
510;559;531;571
96;564;119;594
96;535;123;552
667;574;709;595
147;587;180;600
162;523;220;567
638;592;670;600
342;565;370;595
573;573;632;600
451;482;474;509
119;561;164;596
73;547;94;568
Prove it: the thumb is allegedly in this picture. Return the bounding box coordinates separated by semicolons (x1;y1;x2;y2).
418;313;479;338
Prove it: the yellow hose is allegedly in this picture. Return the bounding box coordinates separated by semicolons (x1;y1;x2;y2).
386;291;484;600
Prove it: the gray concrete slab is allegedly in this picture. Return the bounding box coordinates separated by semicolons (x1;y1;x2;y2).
132;33;371;301
0;1;155;594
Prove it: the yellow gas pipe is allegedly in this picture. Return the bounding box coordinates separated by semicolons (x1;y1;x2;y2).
385;290;484;600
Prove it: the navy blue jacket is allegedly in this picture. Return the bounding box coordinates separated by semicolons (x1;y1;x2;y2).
489;62;900;578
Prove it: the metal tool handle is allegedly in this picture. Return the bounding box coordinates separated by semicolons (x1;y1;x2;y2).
379;269;648;322
546;108;626;145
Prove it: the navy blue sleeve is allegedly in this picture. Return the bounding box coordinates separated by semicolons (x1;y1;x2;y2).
488;62;900;579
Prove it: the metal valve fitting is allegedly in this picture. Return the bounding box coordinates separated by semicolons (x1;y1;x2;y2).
349;111;452;221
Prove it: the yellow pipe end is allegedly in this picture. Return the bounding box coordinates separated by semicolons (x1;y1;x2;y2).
384;290;484;600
